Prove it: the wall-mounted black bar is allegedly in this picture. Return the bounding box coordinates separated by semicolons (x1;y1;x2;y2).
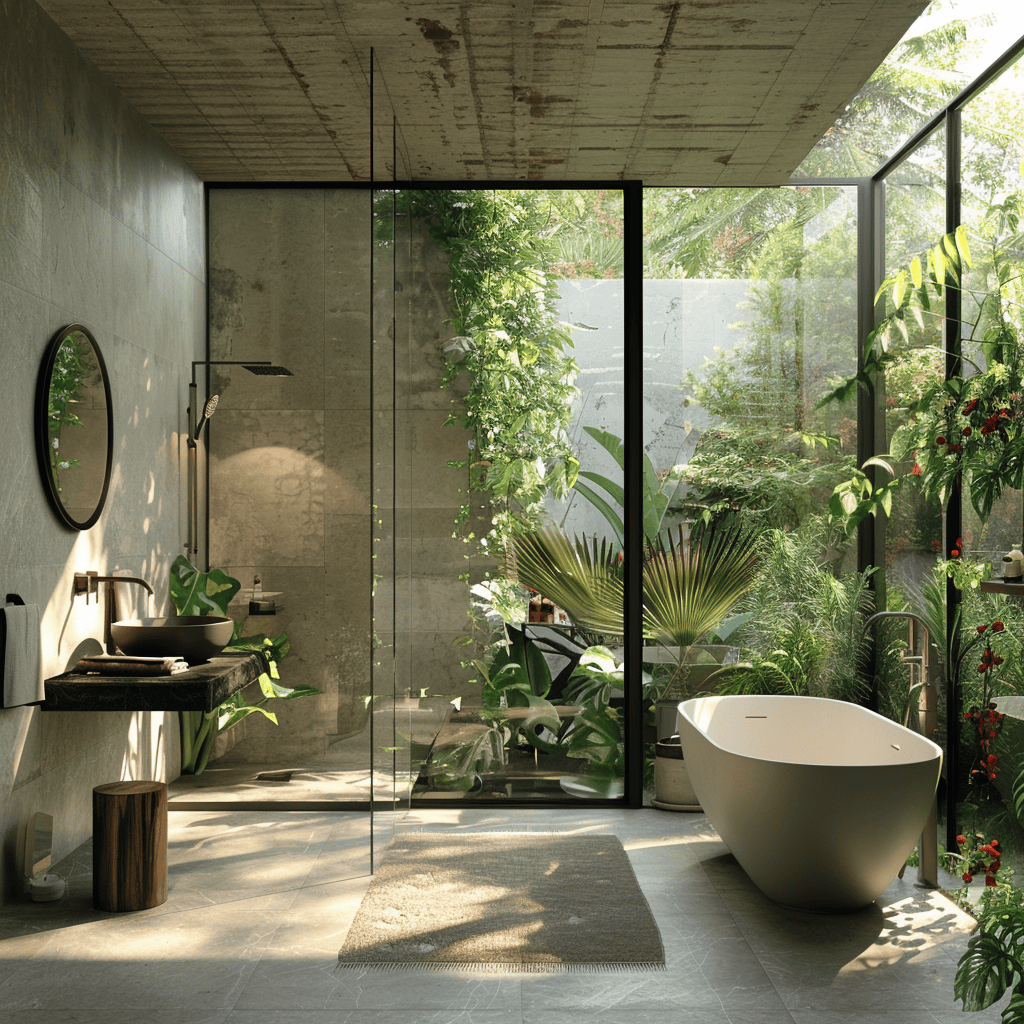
944;106;964;854
623;181;644;809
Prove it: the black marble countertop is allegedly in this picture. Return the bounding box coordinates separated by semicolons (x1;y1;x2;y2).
43;652;264;712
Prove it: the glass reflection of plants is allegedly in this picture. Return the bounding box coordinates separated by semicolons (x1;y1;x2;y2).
46;330;95;493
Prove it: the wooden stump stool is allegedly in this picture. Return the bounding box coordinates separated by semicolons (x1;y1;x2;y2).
92;781;168;912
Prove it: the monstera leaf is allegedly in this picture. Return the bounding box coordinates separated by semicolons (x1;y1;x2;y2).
169;555;240;616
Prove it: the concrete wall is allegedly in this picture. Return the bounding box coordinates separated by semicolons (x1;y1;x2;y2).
205;192;478;776
0;0;205;899
207;189;375;765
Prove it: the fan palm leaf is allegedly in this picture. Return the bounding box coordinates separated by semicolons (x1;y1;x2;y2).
642;525;760;648
510;523;760;647
510;528;624;635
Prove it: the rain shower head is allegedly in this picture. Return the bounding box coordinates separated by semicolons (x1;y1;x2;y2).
242;364;293;376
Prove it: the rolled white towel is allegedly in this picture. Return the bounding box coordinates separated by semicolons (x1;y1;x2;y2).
74;654;190;677
2;602;44;707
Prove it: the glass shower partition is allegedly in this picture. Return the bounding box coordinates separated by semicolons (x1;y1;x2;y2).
370;52;415;860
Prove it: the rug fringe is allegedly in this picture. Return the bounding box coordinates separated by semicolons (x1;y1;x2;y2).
335;960;667;973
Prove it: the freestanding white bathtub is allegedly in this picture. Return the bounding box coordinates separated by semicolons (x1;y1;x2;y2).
678;695;942;912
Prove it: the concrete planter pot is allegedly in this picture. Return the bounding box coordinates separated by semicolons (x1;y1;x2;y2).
645;645;740;740
652;735;700;811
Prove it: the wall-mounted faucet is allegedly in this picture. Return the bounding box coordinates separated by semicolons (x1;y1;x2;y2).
73;571;155;654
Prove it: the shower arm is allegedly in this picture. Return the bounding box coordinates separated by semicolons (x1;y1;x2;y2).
185;360;290;560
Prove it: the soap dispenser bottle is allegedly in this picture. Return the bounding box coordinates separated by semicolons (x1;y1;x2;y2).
1003;543;1024;580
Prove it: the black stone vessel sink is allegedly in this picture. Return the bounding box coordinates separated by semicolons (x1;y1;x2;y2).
111;615;235;661
43;652;263;712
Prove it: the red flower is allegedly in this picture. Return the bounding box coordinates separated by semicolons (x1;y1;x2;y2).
963;426;973;437
936;436;947;446
986;875;998;886
978;624;988;633
957;834;967;844
963;872;974;883
993;621;1005;632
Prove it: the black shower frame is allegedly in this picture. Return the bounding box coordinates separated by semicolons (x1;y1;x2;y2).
200;30;1024;822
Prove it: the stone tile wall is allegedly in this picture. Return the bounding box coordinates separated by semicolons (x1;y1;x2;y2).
206;189;481;778
0;0;205;900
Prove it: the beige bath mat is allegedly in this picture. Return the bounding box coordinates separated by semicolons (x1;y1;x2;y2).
336;831;665;972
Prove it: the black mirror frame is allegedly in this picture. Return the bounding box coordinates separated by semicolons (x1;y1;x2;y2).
35;323;114;530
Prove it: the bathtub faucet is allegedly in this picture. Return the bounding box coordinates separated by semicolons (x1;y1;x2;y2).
862;609;939;890
861;611;937;737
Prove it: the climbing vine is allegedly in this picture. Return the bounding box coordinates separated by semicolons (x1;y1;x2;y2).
400;190;581;554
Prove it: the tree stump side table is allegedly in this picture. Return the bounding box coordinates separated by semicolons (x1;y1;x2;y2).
92;781;168;912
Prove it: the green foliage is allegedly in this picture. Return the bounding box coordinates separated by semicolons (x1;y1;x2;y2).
798;15;976;178
571;426;684;546
666;186;859;533
823;215;1024;523
953;879;1024;1022
509;523;760;648
169;555;240;616
641;525;760;649
169;557;318;775
827;456;903;537
538;189;624;280
400;190;580;538
46;331;95;492
719;521;873;704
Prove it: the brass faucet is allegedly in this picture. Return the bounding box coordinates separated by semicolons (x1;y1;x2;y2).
73;572;155;653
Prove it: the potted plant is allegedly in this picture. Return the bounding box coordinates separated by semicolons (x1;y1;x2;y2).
510;521;759;804
511;521;758;724
169;556;319;774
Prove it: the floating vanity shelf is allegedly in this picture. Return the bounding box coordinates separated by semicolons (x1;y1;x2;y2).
980;580;1024;598
43;652;263;713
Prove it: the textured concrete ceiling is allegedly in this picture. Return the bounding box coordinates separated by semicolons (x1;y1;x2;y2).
34;0;929;184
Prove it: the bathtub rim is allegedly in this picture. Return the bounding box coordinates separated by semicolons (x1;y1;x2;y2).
678;693;943;769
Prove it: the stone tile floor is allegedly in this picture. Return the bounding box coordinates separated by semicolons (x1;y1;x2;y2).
0;806;1006;1023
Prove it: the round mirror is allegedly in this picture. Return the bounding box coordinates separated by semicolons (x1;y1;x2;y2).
35;324;113;530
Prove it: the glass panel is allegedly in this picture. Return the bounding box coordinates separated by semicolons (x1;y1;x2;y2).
369;51;413;843
385;189;626;804
881;124;947;614
183;189;372;875
642;186;862;754
959;53;1024;568
797;1;1024;178
950;54;1024;865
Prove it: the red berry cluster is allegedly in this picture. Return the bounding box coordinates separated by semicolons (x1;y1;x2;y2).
937;400;1017;456
955;833;1002;886
979;406;1014;438
965;701;1006;759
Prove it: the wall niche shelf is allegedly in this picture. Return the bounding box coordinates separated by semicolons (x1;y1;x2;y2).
43;652;263;712
980;580;1024;598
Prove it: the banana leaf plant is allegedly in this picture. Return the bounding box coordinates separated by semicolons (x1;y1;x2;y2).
570;426;685;547
170;555;319;774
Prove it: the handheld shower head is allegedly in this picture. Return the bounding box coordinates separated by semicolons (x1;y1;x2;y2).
193;394;220;439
